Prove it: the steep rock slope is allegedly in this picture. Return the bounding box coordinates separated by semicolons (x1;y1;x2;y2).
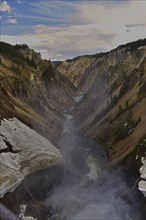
0;118;62;197
57;56;97;87
0;42;78;198
0;42;78;144
58;39;146;168
56;52;106;88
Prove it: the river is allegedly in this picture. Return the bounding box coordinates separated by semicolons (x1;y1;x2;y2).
0;109;145;220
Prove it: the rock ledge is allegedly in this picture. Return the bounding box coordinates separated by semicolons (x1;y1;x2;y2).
0;118;62;198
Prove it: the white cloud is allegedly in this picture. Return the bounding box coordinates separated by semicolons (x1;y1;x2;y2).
57;54;63;57
16;0;25;4
0;23;115;61
1;0;145;60
0;1;11;12
16;0;22;4
7;18;17;24
32;1;145;56
29;1;77;21
75;1;145;25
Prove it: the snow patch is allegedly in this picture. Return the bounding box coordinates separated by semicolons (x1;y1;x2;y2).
138;155;146;197
73;95;83;103
19;204;37;220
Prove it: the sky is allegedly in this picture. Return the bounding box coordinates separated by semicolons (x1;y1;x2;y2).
0;0;145;61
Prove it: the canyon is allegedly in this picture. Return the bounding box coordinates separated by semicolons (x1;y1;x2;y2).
0;39;146;219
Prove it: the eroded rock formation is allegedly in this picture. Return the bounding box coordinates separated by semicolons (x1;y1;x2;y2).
0;118;62;197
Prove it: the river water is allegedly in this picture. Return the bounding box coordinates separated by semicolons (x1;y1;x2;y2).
42;112;143;220
0;109;145;220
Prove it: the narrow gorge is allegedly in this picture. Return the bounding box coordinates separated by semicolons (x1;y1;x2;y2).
0;39;146;220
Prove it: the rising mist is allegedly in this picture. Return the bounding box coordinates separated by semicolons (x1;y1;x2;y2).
44;109;141;220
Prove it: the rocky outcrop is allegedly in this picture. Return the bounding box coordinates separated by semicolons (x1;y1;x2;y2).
0;41;79;199
0;118;62;197
18;44;41;65
0;41;78;145
57;56;97;87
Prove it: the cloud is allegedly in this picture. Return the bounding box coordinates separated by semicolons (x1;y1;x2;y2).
0;22;115;61
75;0;145;25
0;1;11;12
7;18;17;24
16;0;22;4
0;0;145;60
30;0;145;55
18;14;75;24
29;0;78;22
16;0;25;4
57;54;63;57
125;23;145;29
29;0;145;27
32;23;115;58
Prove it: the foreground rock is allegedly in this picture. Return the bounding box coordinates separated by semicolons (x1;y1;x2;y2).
0;118;62;198
138;156;146;197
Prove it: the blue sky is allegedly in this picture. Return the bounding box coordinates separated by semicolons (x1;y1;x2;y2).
0;0;145;60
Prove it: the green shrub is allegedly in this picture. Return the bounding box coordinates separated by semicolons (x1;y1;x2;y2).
113;118;140;140
0;41;36;67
